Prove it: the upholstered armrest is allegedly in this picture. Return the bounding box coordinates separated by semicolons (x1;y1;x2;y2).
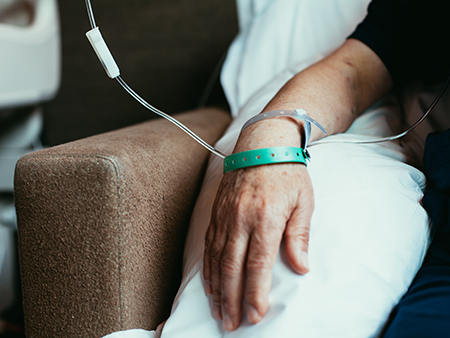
14;108;230;338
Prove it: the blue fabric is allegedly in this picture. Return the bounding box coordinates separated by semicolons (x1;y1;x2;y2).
382;129;450;337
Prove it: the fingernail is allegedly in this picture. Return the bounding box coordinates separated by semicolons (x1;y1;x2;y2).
301;251;310;271
246;305;261;324
223;313;234;331
213;302;222;320
205;280;213;295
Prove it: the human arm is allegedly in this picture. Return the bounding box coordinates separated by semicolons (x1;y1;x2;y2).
203;38;393;331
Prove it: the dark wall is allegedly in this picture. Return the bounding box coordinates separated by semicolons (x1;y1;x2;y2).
43;0;237;146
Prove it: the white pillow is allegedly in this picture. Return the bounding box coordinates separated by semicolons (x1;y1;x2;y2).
221;0;371;116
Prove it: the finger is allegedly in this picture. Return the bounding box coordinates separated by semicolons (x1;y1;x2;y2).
209;221;228;320
203;223;215;295
245;228;283;324
205;180;231;303
220;234;249;331
284;192;314;275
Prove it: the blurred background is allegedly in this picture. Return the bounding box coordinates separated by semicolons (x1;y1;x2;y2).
43;0;237;146
0;0;237;336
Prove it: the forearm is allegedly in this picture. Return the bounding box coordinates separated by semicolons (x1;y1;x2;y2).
235;39;393;152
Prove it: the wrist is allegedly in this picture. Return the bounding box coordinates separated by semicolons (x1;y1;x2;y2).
234;117;304;153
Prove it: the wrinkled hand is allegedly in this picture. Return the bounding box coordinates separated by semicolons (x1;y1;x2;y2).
203;118;314;331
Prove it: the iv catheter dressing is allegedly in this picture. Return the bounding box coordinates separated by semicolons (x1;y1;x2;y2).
84;0;449;157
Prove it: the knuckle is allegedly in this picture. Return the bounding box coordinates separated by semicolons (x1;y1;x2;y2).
211;275;221;296
220;257;241;278
234;194;250;221
213;292;222;304
252;228;280;248
210;248;222;264
245;290;266;310
234;187;257;214
246;253;271;274
204;237;212;253
221;296;239;319
298;230;310;245
220;294;233;311
256;204;271;224
285;225;310;244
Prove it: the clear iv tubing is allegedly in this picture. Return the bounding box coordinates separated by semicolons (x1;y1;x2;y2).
310;75;450;146
85;0;449;154
115;77;227;158
84;0;227;159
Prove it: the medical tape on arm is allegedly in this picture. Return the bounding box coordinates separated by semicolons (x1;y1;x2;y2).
240;109;327;149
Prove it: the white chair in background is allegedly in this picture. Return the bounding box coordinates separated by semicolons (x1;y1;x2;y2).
0;0;60;314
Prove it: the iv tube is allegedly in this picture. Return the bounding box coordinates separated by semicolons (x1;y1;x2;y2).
116;77;227;158
84;0;227;159
85;0;449;153
310;75;450;146
85;0;96;28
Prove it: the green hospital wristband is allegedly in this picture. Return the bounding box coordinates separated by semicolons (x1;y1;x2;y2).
223;146;309;174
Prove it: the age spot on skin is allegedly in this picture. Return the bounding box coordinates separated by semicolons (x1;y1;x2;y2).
343;58;354;67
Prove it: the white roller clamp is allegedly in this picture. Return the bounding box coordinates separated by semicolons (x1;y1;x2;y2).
86;27;120;79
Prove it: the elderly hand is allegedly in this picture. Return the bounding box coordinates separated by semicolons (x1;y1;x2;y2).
203;117;314;331
202;38;395;331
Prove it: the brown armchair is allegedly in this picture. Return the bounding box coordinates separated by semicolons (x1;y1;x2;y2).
13;0;236;336
14;108;230;337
